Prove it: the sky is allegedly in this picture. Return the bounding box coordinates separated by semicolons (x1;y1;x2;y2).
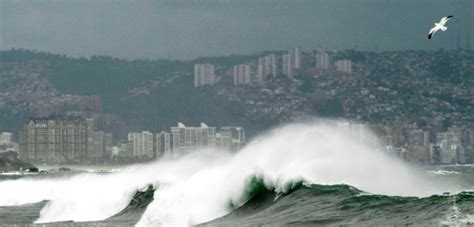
1;0;473;60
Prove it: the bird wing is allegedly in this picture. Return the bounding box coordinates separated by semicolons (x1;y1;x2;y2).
428;26;438;39
440;16;453;25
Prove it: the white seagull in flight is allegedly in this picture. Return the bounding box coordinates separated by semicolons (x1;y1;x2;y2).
428;16;453;39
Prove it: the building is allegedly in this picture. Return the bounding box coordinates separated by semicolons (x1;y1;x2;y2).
316;52;331;69
282;54;293;79
337;121;367;144
194;64;216;87
282;47;301;79
335;60;353;73
19;116;90;163
233;64;251;85
155;131;172;158
170;122;216;157
90;131;113;160
434;127;465;164
216;127;246;152
290;46;302;69
118;141;133;158
128;131;154;159
257;54;277;81
103;133;113;158
92;131;105;159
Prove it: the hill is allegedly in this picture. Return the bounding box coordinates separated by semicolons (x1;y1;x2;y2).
0;49;472;139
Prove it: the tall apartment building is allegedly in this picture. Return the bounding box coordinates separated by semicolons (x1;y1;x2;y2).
257;54;277;81
194;64;216;87
19;116;90;163
289;46;302;69
233;64;251;85
337;121;367;144
335;60;353;73
155;131;172;158
316;52;331;69
127;131;154;159
282;47;302;79
282;54;293;79
216;127;246;152
433;127;466;164
170;122;216;157
91;131;113;160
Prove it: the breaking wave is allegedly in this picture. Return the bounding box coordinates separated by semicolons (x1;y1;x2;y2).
0;119;470;226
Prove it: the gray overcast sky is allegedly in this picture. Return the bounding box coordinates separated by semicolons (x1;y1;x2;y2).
1;0;473;60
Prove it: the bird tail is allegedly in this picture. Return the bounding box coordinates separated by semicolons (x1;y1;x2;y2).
441;26;447;31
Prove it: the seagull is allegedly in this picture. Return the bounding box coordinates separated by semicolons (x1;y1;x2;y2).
428;16;453;39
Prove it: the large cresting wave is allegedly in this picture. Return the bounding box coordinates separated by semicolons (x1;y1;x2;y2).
0;119;468;226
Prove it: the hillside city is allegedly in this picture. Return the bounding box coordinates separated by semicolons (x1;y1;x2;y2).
0;47;472;165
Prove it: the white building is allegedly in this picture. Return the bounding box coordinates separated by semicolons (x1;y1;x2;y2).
316;52;331;69
217;127;246;152
155;131;172;158
337;121;367;144
233;64;251;85
282;54;293;79
435;128;464;164
257;54;277;81
170;122;216;157
194;64;216;87
290;47;302;69
335;60;352;73
128;131;154;159
257;64;264;82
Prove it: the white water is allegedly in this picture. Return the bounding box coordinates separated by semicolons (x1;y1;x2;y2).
0;120;466;225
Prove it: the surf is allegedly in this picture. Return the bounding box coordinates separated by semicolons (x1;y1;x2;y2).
0;119;469;225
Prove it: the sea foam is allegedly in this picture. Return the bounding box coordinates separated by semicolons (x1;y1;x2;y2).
0;119;465;225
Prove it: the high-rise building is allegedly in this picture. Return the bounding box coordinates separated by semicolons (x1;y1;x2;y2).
155;131;172;158
290;47;302;69
405;129;431;163
435;127;464;164
86;118;95;161
92;131;105;159
233;64;251;85
19;116;90;163
282;54;293;79
257;54;277;81
91;131;113;160
335;60;352;73
316;52;331;69
128;131;154;159
337;121;367;144
170;122;216;157
194;64;216;87
118;141;133;158
104;133;113;159
256;64;265;82
217;127;246;152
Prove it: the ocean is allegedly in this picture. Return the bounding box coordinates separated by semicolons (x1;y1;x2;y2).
1;120;473;226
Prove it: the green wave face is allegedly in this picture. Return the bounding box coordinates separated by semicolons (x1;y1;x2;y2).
206;183;474;227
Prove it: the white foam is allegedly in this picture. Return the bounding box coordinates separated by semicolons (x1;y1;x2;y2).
0;119;466;225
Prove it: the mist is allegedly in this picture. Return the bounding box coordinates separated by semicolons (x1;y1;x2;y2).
1;0;473;60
